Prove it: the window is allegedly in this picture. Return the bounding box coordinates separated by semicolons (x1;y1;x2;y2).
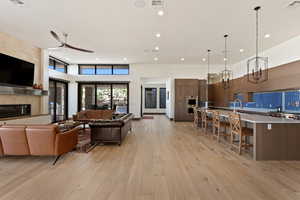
113;65;129;75
49;59;55;70
78;82;129;113
48;57;68;73
96;65;112;75
159;88;166;108
78;64;129;75
145;88;157;109
80;65;95;75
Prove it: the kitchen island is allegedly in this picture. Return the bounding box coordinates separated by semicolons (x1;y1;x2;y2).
204;108;300;161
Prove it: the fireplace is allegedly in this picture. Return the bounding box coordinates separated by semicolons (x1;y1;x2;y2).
0;104;31;118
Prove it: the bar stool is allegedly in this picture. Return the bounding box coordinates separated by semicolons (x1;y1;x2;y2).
200;109;213;135
212;111;230;142
193;107;200;128
229;112;253;155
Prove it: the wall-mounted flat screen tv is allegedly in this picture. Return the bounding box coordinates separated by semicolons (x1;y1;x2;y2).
0;53;34;87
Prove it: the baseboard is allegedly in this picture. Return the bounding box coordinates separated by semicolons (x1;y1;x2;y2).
143;113;166;115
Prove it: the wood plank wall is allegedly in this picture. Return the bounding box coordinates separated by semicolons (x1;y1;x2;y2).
209;60;300;107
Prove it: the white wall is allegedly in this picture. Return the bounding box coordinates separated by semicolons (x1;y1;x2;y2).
166;78;175;119
231;35;300;79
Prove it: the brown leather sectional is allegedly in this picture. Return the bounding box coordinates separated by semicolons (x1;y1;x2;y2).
89;113;133;145
73;110;114;122
0;124;78;165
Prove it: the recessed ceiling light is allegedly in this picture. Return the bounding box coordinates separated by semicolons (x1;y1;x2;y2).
155;46;160;51
264;34;271;38
202;58;206;62
123;57;128;61
239;49;244;52
157;10;164;16
224;58;228;61
65;58;70;60
155;33;161;38
154;57;158;61
180;58;185;61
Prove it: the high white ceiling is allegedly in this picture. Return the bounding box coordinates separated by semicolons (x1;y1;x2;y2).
0;0;300;64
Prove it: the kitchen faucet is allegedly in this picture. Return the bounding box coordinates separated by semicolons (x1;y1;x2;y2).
233;99;243;113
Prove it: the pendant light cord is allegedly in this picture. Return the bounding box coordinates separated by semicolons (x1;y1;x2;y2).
207;49;210;102
224;35;228;70
254;6;261;69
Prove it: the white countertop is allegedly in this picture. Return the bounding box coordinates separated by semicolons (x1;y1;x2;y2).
205;109;300;124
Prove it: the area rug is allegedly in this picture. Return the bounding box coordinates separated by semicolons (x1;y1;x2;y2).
76;129;92;153
142;116;154;119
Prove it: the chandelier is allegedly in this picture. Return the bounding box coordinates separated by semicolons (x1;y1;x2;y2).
206;49;211;104
207;49;211;85
247;6;268;84
220;34;232;89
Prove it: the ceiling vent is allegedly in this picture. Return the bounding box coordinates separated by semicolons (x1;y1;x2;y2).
10;0;24;6
152;0;164;8
134;0;146;8
288;1;300;7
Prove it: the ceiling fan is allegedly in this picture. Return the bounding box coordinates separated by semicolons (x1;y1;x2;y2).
49;31;94;53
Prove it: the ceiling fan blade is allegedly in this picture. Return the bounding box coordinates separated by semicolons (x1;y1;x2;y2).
47;47;61;50
50;31;62;43
47;44;64;50
65;43;94;53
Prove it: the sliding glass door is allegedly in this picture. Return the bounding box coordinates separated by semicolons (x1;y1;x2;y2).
78;83;129;113
96;84;112;110
49;79;68;122
113;84;128;113
80;84;96;110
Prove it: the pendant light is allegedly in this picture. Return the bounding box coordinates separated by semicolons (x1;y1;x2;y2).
206;49;211;107
247;6;268;84
207;49;211;85
220;34;232;89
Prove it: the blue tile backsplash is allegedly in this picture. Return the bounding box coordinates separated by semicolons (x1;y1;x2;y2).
229;90;300;113
285;91;300;111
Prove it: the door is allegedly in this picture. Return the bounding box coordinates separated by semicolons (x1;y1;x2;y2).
112;84;129;113
96;84;112;110
49;79;68;122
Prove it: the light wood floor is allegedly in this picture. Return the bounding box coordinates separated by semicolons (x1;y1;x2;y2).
1;116;300;200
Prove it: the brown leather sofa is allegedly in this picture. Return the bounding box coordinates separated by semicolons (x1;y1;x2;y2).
73;110;114;122
0;124;78;165
89;113;133;145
